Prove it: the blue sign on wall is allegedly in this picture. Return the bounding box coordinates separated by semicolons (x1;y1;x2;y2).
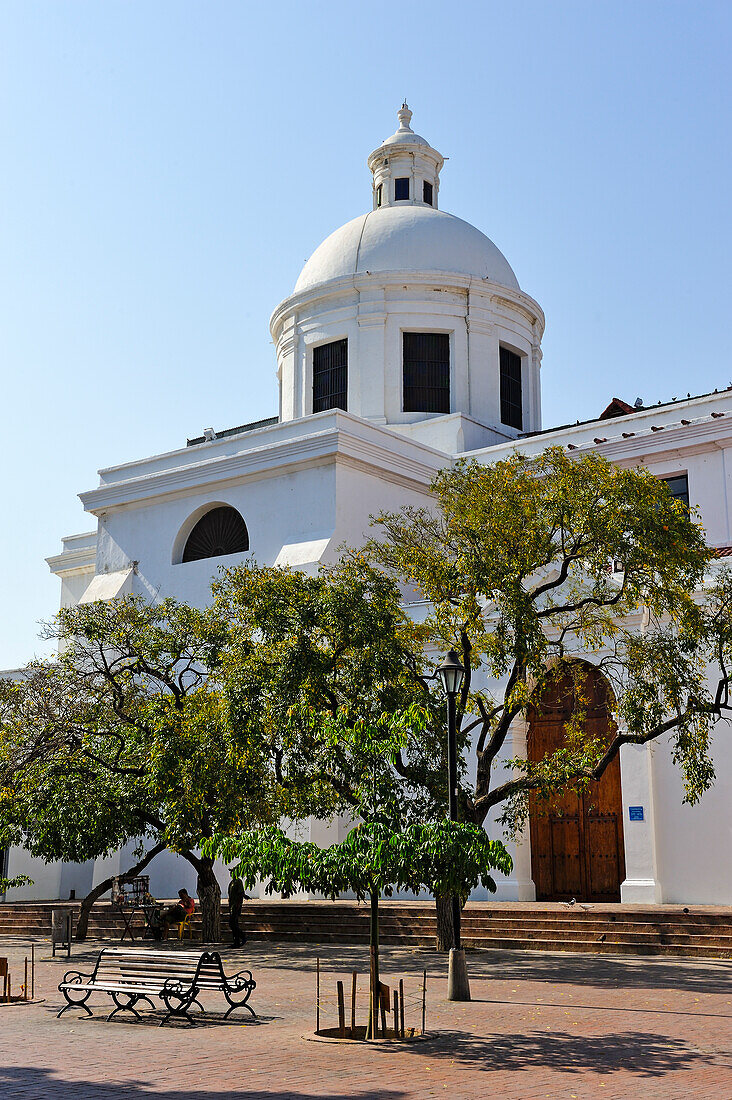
629;806;644;821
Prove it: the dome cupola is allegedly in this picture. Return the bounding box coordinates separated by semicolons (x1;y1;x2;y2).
367;102;444;210
270;106;545;453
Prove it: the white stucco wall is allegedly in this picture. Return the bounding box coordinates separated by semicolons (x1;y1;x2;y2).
650;725;732;904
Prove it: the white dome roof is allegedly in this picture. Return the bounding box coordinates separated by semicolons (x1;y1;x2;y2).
294;206;520;294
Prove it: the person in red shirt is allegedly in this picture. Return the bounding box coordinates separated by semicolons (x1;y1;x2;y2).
154;888;195;940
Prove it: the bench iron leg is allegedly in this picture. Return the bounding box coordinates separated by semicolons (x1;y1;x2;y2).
57;991;93;1019
159;985;199;1027
223;992;257;1020
107;991;150;1022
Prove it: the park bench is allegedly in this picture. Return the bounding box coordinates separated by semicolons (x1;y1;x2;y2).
57;948;256;1025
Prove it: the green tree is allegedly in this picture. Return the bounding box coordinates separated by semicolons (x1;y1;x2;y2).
364;447;732;843
211;557;483;949
0;680;165;936
0;597;277;941
206;704;510;1036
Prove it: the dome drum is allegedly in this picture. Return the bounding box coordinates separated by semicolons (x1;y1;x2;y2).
272;271;543;448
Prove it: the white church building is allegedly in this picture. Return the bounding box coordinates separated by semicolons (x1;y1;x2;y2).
5;106;732;907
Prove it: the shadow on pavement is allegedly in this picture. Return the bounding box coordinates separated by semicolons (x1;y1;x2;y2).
70;1011;280;1029
380;1027;723;1077
0;1067;407;1100
222;942;732;998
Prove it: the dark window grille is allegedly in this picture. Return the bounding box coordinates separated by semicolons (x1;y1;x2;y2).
661;473;689;508
395;177;410;201
403;333;450;413
376;184;382;208
313;339;348;412
423;180;433;205
500;346;523;429
182;506;249;562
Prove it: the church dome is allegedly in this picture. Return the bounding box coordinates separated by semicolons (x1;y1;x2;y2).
272;106;543;440
294;205;520;294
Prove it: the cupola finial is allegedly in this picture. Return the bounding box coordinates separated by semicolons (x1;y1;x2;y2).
397;102;413;132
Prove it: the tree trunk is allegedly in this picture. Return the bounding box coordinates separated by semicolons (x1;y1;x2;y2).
75;842;165;941
436;892;454;952
367;887;380;1040
197;856;221;943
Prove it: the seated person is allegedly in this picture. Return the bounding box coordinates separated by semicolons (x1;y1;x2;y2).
154;888;195;940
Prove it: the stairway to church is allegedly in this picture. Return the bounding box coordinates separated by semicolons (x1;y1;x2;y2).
2;900;732;958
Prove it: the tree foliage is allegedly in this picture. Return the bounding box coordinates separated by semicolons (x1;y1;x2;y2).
0;597;278;940
365;447;732;830
207;820;511;903
211;559;451;823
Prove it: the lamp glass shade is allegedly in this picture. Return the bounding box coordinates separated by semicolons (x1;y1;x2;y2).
437;650;465;696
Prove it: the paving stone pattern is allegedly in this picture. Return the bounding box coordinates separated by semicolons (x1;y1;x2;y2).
0;938;731;1099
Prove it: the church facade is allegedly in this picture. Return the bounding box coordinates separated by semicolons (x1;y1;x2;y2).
5;107;732;906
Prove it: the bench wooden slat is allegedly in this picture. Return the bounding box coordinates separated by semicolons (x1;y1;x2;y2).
96;964;201;973
60;990;168;998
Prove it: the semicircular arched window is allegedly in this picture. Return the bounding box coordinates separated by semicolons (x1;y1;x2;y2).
182;506;249;563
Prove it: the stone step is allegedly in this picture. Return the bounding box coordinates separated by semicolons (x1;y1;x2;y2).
3;901;732;959
458;937;732;959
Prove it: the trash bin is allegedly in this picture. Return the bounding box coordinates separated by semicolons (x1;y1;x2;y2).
52;908;73;958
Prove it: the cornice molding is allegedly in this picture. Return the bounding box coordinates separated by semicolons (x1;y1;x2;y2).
46;547;96;577
80;415;447;516
584;417;732;463
357;312;387;328
270;270;544;342
465;394;732;464
466;317;494;336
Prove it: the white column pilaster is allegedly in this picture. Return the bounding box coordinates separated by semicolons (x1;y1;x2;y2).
619;741;662;903
357;287;387;421
277;315;298;422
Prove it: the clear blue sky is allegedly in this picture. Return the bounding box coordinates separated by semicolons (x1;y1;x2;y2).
1;0;731;668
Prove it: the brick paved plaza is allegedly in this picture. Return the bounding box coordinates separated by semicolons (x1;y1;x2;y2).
1;937;731;1099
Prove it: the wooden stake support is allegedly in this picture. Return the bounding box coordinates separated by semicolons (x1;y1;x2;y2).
337;980;345;1038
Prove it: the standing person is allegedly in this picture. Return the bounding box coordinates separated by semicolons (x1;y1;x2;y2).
228;876;248;947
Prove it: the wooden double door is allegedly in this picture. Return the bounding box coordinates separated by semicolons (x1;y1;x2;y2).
527;667;626;902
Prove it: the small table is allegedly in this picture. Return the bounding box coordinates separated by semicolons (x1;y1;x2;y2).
111;875;158;943
115;902;160;943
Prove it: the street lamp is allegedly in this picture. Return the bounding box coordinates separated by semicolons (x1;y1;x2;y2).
435;649;471;1001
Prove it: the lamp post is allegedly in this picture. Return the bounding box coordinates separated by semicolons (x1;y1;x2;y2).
436;649;471;1001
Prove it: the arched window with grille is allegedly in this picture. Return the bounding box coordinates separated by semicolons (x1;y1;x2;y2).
181;506;249;563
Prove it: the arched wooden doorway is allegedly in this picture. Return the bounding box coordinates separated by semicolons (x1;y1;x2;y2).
527;665;626;902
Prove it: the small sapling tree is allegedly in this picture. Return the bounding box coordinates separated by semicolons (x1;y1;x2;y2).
206;706;511;1036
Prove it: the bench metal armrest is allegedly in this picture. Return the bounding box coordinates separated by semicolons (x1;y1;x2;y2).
59;969;91;989
222;967;255;991
161;977;187;996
